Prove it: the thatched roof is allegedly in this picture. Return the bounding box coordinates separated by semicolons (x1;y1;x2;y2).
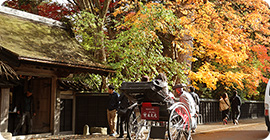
0;6;114;75
0;60;18;80
0;60;19;87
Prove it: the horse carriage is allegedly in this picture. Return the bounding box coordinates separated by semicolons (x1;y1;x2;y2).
120;80;192;140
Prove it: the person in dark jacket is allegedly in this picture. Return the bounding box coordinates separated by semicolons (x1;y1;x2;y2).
107;84;119;136
13;89;36;135
117;93;129;138
230;90;242;125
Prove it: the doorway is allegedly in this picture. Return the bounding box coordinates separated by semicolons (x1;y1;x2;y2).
8;77;51;134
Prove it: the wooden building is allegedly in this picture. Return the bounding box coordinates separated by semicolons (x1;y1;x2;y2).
0;6;114;135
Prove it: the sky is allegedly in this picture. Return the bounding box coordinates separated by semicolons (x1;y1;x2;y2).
266;0;270;6
265;0;270;6
52;0;69;4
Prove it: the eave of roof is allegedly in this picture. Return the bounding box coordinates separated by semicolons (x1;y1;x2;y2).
58;79;92;91
19;56;115;74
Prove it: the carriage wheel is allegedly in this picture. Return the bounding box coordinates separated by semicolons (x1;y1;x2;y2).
127;105;151;140
168;104;191;140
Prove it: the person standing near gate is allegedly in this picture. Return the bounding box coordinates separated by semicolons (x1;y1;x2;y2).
107;84;119;137
230;90;242;125
13;89;36;136
117;93;129;138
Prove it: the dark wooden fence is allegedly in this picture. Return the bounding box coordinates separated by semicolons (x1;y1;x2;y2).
199;99;264;124
75;93;109;134
74;93;265;133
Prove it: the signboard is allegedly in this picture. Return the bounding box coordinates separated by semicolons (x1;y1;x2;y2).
141;106;159;120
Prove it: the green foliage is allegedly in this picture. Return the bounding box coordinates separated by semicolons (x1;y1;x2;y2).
68;2;190;92
73;73;102;92
106;4;187;89
71;5;188;92
72;11;105;51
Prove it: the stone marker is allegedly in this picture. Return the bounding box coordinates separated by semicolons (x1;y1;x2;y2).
0;132;12;140
83;125;90;136
90;127;107;135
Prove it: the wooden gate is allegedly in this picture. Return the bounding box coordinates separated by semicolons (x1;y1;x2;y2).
32;78;51;133
75;93;108;134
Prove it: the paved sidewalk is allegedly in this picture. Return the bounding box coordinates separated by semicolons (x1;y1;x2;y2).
12;117;266;140
195;117;265;134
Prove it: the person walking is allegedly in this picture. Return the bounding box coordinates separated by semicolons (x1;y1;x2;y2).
13;89;36;135
107;84;119;137
189;86;200;114
230;90;242;125
219;93;230;125
117;93;129;138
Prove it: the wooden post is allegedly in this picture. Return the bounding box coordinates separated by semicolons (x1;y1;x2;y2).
50;76;60;135
0;88;10;132
54;89;61;134
72;94;76;134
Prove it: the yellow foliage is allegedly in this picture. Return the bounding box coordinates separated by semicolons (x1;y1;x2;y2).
114;0;269;96
184;0;269;95
189;63;219;90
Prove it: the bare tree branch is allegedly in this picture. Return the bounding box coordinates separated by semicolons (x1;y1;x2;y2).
94;0;101;12
100;0;112;22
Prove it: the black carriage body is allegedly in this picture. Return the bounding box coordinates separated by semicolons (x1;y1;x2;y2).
120;81;165;102
120;81;170;121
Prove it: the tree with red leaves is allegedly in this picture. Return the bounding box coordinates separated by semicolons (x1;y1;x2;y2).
3;0;78;21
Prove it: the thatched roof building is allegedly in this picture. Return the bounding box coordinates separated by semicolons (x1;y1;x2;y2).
0;6;114;135
0;6;114;77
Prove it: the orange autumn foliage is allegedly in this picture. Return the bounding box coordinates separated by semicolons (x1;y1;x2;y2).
114;0;270;95
176;0;270;94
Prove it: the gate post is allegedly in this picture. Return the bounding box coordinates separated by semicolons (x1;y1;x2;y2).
0;88;10;132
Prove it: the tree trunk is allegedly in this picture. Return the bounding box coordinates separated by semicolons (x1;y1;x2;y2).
93;26;107;62
156;30;175;59
176;34;193;84
156;30;193;84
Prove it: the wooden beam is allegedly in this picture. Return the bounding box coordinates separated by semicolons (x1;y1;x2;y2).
15;64;57;77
